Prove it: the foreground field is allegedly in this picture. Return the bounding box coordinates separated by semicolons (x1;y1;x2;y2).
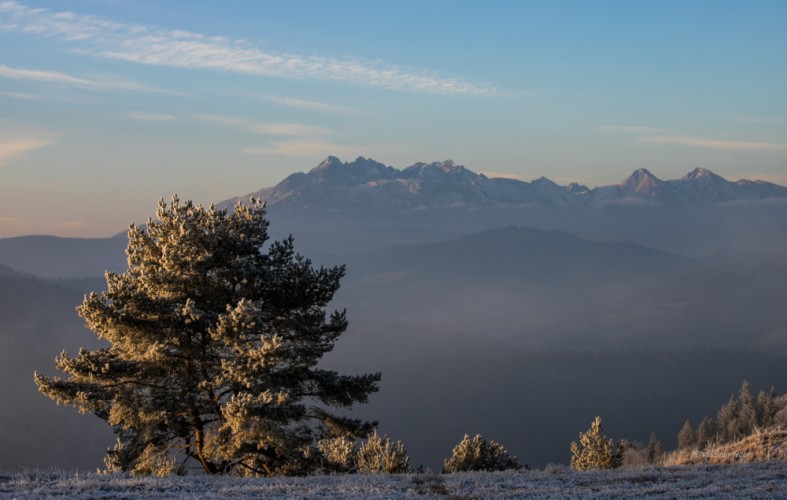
2;462;786;499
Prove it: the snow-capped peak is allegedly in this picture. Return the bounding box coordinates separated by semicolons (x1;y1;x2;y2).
683;167;723;181
312;155;343;172
620;168;664;193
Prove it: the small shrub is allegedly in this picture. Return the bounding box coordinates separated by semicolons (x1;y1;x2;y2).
317;436;357;473
570;416;624;470
356;431;411;474
443;434;521;473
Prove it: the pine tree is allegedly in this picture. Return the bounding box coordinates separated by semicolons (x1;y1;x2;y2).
570;416;624;470
34;196;381;476
737;380;757;436
316;436;357;473
716;394;740;442
442;434;521;473
677;420;696;451
645;432;663;464
696;417;717;449
757;386;777;428
355;431;411;474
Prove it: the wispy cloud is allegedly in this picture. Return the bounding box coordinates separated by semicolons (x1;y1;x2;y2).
642;135;785;151
0;63;183;95
198;113;357;158
195;114;333;137
597;125;669;134
263;96;359;115
0;90;40;100
0;137;52;166
242;139;399;160
243;140;348;158
0;1;503;96
723;114;787;126
251;123;332;136
128;111;178;122
600;124;785;151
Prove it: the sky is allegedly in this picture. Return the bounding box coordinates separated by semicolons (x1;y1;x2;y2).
0;0;785;237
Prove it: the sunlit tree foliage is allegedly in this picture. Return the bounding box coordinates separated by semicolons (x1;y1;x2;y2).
35;196;380;476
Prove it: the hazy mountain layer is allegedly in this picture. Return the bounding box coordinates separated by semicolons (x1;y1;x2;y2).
0;235;127;279
221;156;787;256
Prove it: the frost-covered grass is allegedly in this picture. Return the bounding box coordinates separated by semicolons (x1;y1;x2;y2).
2;462;787;499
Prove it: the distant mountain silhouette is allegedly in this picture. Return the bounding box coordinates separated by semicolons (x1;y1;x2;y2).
219;156;787;256
224;156;787;212
347;226;687;287
0;235;127;279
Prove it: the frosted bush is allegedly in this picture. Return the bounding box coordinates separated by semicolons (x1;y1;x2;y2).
317;436;357;473
355;431;411;474
443;434;521;473
570;416;624;470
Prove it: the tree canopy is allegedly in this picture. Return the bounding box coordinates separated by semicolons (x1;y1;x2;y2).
35;196;380;476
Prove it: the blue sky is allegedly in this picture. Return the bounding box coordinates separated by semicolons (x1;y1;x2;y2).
0;0;785;237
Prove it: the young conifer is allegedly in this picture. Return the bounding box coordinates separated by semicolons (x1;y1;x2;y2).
442;434;521;473
758;386;778;428
355;431;412;474
677;420;697;451
570;416;624;470
738;380;757;436
645;432;663;464
34;196;380;476
696;417;717;449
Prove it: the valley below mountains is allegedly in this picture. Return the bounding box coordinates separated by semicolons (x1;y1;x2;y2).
2;156;787;470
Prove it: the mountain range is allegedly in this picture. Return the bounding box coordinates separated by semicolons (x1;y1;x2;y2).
220;156;787;256
225;156;787;212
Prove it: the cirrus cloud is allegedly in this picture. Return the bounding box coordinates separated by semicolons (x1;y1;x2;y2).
600;125;786;151
0;137;52;167
0;1;503;97
641;135;786;151
195;114;333;137
128;111;179;122
0;63;184;95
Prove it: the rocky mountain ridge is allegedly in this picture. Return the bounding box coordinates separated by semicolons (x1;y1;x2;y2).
225;156;787;212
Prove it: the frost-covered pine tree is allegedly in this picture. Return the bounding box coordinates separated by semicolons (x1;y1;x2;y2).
355;431;411;474
738;380;757;436
317;436;357;473
716;394;740;442
645;432;663;465
570;416;624;470
442;434;521;473
34;196;381;476
696;417;717;449
757;386;778;428
677;420;697;451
